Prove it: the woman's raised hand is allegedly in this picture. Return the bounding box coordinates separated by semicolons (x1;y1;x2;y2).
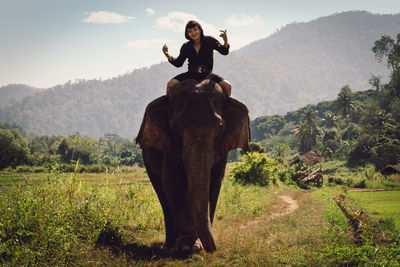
162;44;168;55
219;30;228;42
162;44;173;61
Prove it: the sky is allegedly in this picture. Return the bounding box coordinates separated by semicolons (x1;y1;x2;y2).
1;0;400;88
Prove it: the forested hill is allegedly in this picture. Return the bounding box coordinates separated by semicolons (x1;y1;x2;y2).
1;11;399;138
0;84;43;109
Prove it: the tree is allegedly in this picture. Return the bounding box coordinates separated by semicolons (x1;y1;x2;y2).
57;135;98;164
272;143;290;164
372;34;400;97
322;112;338;128
360;104;394;136
294;107;320;154
368;74;382;92
336;85;357;120
372;34;400;74
322;129;341;159
58;139;71;163
0;129;30;169
372;142;400;170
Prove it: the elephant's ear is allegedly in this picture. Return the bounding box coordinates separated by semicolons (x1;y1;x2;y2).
221;98;250;152
136;96;172;152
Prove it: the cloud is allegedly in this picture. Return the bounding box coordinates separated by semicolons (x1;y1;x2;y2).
82;11;135;24
124;39;176;49
145;8;155;15
156;11;220;36
226;14;262;27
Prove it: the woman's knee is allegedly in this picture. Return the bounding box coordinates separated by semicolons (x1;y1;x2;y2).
220;80;231;96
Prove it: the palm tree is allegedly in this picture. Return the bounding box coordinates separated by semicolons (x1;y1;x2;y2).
294;107;320;154
322;112;338;128
336;85;357;120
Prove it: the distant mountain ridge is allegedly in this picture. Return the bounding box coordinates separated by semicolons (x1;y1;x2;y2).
1;11;399;138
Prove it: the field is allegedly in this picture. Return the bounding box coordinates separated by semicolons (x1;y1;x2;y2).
348;190;400;227
1;167;400;266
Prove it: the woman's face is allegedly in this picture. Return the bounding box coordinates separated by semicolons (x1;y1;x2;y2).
187;26;201;41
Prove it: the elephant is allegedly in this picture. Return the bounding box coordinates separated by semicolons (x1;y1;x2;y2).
136;79;250;253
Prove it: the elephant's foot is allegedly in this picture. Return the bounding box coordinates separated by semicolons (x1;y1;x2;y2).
177;239;203;253
175;234;198;253
163;240;176;253
191;238;203;253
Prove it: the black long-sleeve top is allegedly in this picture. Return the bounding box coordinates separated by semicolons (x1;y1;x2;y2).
168;36;229;74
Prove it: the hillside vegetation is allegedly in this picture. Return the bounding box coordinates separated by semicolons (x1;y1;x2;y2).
251;32;400;171
0;84;42;109
1;11;398;138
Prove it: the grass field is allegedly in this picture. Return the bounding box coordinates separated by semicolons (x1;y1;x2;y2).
1;167;400;266
0;167;148;186
348;190;400;227
321;160;400;188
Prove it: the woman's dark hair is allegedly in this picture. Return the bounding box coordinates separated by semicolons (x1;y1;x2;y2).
185;20;204;41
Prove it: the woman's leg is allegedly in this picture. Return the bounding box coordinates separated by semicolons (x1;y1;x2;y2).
218;80;232;96
167;79;180;94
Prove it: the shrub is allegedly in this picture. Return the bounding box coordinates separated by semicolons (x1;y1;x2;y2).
88;164;106;173
354;179;367;188
232;152;278;186
363;164;379;180
328;177;345;185
32;166;47;173
58;163;75;173
78;165;87;173
16;165;32;173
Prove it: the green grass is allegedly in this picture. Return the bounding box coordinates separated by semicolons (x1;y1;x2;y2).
0;168;328;266
1;165;400;266
313;187;400;266
312;187;351;246
348;190;400;227
0;168;148;186
322;160;400;188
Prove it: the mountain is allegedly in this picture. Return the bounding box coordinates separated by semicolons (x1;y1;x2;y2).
0;84;43;109
214;11;397;115
1;11;399;138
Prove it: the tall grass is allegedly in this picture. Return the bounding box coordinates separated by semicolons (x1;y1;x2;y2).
2;165;399;265
0;169;162;266
0;165;302;266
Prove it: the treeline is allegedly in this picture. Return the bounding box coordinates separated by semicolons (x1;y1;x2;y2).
0;123;143;171
251;33;400;170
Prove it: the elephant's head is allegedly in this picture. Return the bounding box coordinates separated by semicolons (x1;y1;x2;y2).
136;79;250;251
138;79;249;154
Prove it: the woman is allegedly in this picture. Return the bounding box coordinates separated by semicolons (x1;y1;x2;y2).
162;20;232;96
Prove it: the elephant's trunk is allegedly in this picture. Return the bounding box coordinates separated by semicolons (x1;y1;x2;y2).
182;129;216;252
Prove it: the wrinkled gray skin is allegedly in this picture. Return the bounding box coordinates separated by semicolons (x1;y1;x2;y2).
136;79;250;253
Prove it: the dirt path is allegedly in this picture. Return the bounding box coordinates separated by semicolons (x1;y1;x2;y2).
232;193;300;230
269;195;299;219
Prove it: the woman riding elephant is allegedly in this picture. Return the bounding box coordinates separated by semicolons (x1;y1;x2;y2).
136;79;249;253
162;20;232;96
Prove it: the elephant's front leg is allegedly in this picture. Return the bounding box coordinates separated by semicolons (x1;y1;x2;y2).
162;153;198;252
142;148;176;250
209;153;229;224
